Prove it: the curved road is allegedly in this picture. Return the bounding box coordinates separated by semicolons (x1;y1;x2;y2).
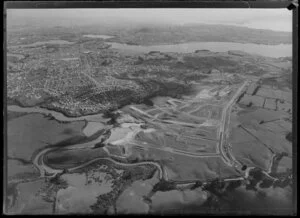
218;81;249;166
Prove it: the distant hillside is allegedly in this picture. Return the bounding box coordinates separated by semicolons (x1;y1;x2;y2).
110;24;292;45
7;19;291;46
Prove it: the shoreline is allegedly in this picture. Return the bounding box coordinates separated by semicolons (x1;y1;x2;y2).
109;40;292;47
107;41;292;58
7;104;108;122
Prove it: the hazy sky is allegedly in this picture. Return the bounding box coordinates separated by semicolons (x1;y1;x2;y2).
7;8;292;32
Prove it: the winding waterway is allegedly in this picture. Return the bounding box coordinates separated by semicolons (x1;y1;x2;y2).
8;98;275;185
8;105;165;180
8;105;107;122
35;145;164;180
9;40;75;49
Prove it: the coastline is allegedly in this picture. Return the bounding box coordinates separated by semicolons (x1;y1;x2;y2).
7;104;107;121
108;39;292;47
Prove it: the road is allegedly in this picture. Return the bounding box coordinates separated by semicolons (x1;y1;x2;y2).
130;106;211;128
130;82;249;163
154;105;208;123
130;141;220;158
218;81;249;166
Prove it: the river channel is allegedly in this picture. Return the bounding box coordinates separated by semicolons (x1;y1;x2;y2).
8;105;165;180
8;105;107;122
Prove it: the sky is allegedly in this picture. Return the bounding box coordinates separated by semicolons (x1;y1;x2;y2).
7;8;292;32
